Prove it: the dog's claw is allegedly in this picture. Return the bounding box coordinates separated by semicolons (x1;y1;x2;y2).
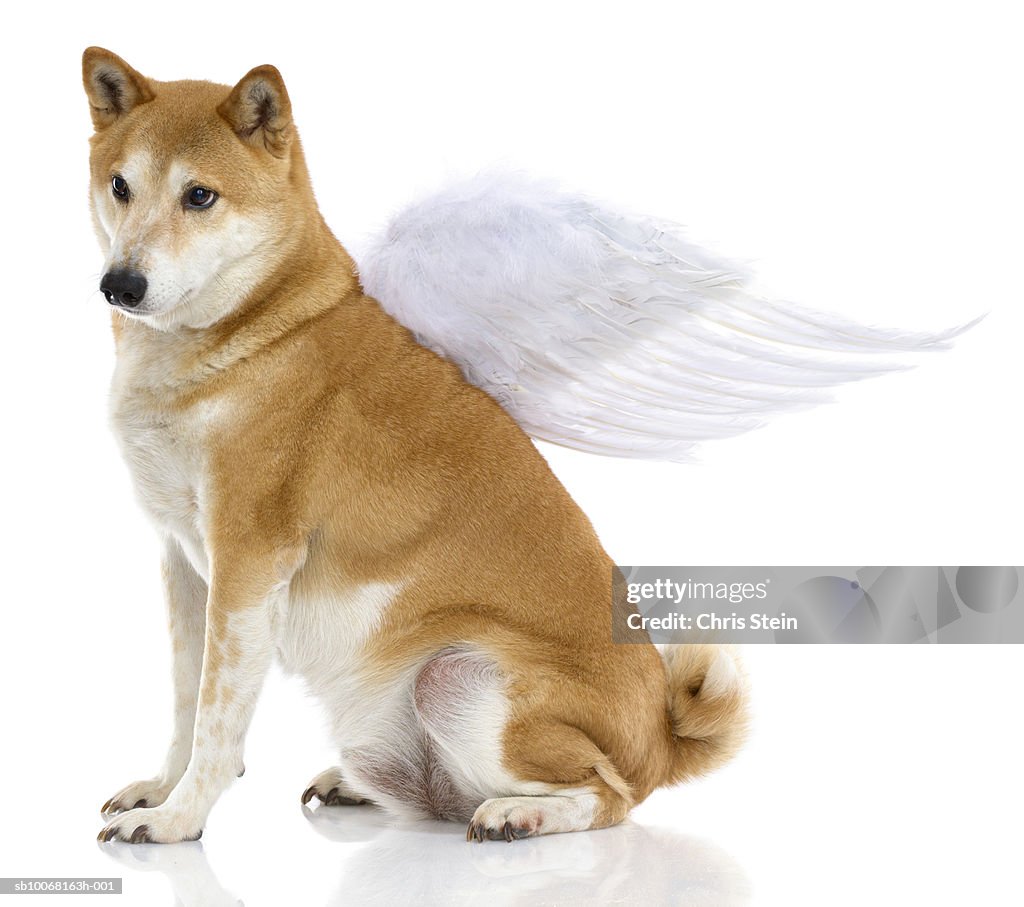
465;818;529;843
97;822;201;844
101;798;114;815
323;787;365;806
302;781;366;807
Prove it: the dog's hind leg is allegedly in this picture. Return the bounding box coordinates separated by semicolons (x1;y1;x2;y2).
101;538;207;816
461;719;634;841
465;787;630;842
300;766;372;806
412;649;634;841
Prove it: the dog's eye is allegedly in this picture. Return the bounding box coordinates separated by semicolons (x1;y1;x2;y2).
111;175;130;202
185;187;218;210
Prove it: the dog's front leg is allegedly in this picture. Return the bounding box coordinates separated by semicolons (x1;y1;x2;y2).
102;538;207;815
98;548;290;843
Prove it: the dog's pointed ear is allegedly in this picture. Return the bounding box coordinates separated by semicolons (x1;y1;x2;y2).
217;65;293;158
82;47;154;130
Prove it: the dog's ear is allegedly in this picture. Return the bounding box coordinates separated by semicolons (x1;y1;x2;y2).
82;47;154;130
217;65;293;158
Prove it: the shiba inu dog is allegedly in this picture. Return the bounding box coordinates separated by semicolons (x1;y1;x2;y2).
84;47;748;844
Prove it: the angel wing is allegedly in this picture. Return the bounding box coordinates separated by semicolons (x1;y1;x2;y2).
357;171;977;461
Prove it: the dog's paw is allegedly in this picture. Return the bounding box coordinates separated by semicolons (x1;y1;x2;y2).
466;798;546;843
101;778;177;816
97;805;203;844
300;767;370;807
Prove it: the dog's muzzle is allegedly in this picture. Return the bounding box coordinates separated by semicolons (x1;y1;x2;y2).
101;269;148;309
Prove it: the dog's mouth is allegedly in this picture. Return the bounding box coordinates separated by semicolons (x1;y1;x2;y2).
102;292;152;319
104;293;149;314
98;277;198;323
108;303;151;319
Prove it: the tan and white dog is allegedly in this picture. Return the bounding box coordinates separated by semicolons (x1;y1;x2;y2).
84;48;748;844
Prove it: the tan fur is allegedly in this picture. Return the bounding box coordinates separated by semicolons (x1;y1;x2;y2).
85;48;749;843
661;645;750;784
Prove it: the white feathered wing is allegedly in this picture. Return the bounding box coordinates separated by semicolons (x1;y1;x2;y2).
357;172;976;461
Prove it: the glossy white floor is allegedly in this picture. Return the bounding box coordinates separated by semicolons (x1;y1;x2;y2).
3;647;1020;906
2;2;1021;903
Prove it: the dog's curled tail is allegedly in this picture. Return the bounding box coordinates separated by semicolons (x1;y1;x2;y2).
660;644;750;785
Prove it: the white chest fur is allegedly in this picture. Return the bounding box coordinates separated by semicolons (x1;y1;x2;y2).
109;354;216;581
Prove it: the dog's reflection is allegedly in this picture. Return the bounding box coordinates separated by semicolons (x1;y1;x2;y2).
102;806;749;906
309;806;751;907
99;840;242;907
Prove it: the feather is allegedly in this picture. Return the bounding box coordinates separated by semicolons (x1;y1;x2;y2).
357;171;978;461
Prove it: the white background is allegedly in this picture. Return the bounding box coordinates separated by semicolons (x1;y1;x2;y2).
1;2;1021;905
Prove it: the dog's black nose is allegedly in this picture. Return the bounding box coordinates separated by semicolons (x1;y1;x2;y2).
100;269;148;308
